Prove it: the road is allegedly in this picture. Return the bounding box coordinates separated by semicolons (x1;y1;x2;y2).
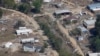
56;20;84;56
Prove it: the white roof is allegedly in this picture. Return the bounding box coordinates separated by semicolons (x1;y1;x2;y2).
19;27;27;30
43;0;51;2
5;42;13;48
54;9;71;14
89;53;100;56
34;39;39;42
21;38;35;43
16;29;32;33
84;19;96;26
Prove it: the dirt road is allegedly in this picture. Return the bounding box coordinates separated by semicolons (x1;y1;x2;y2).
0;7;40;30
57;20;84;56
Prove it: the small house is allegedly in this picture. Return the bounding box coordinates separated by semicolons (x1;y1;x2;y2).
83;19;96;29
23;44;36;52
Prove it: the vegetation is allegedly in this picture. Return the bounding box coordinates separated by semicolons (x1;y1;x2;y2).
70;28;81;36
0;9;3;18
32;0;43;12
0;0;16;9
18;3;31;14
38;22;72;56
64;20;71;25
90;15;100;52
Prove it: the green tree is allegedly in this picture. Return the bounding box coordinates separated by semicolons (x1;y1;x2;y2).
32;0;43;12
0;0;15;9
70;28;81;36
0;9;3;18
18;3;31;13
90;15;100;52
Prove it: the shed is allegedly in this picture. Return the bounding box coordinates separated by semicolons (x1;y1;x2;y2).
78;36;84;41
43;0;51;3
54;9;71;15
4;42;13;48
21;38;35;43
87;3;100;12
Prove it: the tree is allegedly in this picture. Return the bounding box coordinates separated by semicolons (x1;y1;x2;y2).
0;0;15;9
0;9;3;18
90;15;100;52
32;0;43;12
70;28;81;36
18;3;31;13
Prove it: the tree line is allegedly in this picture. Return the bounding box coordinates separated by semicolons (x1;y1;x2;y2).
0;0;43;14
90;15;100;52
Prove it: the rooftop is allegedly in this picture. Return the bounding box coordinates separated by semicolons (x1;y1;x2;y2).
88;3;100;11
89;53;100;56
84;19;96;26
54;9;71;14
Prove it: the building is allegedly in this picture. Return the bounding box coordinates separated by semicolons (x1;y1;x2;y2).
16;27;33;35
63;16;78;22
23;44;36;52
83;19;96;29
23;43;41;52
87;3;100;12
54;9;71;16
21;38;35;43
4;42;13;48
43;0;52;3
77;26;88;33
88;53;100;56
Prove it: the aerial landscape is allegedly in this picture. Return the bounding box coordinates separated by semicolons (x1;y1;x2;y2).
0;0;100;56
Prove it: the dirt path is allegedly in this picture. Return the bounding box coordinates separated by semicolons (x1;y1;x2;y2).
56;20;84;56
0;7;40;30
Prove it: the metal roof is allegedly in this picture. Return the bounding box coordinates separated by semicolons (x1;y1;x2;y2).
84;19;96;26
89;53;100;56
54;9;71;14
88;3;100;11
77;26;88;32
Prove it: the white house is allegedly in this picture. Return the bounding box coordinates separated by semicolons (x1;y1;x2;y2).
16;27;33;35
